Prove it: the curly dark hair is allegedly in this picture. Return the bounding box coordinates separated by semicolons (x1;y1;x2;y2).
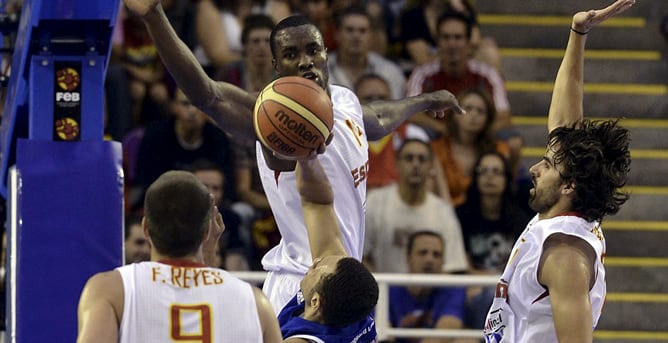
316;257;379;328
548;119;631;222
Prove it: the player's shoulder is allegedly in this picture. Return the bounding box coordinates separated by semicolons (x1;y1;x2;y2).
80;270;124;309
329;84;360;106
86;269;123;288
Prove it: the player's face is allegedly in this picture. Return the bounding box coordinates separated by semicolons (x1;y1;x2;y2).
301;255;344;295
272;25;329;91
436;19;469;67
336;14;371;56
528;147;567;214
125;223;151;264
396;141;432;187
407;235;444;274
476;154;507;197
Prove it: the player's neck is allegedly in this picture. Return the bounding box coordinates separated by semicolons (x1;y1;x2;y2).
151;250;205;266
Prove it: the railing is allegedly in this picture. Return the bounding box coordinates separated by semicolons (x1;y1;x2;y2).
232;271;500;341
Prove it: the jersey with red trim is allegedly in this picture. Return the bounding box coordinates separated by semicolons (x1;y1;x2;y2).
483;214;606;342
117;261;262;343
258;85;368;277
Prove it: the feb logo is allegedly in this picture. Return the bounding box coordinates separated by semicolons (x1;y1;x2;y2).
56;67;80;91
55;117;80;141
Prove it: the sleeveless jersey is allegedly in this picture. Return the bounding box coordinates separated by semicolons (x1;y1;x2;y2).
483;214;606;342
278;291;378;343
258;84;369;275
117;261;263;343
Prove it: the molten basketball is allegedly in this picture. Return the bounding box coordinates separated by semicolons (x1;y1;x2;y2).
254;76;334;159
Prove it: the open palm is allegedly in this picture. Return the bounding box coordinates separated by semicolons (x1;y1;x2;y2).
572;0;635;33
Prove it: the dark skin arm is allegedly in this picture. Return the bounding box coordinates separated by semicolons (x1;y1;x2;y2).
363;90;462;141
124;0;256;144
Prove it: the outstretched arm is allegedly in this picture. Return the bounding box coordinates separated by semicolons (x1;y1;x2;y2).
297;159;347;261
363;90;463;141
548;0;635;132
124;0;257;142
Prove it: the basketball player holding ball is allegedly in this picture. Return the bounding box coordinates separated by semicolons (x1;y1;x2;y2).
124;0;463;315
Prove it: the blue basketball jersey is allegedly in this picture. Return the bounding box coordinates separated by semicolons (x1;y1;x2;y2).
278;291;378;343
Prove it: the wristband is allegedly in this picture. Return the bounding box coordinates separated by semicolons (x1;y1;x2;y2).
571;27;589;35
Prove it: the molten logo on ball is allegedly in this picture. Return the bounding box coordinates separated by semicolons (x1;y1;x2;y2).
274;110;319;145
56;67;80;91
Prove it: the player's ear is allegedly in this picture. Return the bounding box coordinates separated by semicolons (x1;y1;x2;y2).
562;181;576;194
310;292;322;313
141;217;153;247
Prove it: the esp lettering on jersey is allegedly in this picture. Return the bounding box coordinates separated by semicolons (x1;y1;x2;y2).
352;160;369;188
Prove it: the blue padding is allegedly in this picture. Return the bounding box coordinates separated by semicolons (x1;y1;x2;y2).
13;139;123;342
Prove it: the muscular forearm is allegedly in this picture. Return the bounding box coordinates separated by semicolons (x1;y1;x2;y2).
364;90;458;140
142;5;215;108
547;29;586;132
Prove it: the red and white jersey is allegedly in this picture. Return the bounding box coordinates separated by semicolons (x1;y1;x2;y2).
258;85;369;276
117;261;262;343
484;214;606;343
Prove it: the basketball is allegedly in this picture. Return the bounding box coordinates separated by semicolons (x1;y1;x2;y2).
253;76;334;159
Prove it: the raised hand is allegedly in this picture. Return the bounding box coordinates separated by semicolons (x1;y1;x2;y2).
423;90;465;119
572;0;635;34
123;0;161;17
203;197;225;267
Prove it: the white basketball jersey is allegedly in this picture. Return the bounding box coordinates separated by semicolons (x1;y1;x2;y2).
259;85;369;275
117;261;263;343
484;214;607;343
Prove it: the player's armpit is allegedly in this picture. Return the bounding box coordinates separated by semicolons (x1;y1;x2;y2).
76;271;123;343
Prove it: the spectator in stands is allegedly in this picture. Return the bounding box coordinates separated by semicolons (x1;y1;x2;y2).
406;10;510;132
365;139;468;274
355;73;429;189
456;151;531;330
399;0;447;66
133;87;236;209
107;0;195;139
120;9;170;125
430;88;511;206
298;0;338;50
389;230;468;343
192;0;250;74
328;5;406;99
124;213;151;264
189;160;249;271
